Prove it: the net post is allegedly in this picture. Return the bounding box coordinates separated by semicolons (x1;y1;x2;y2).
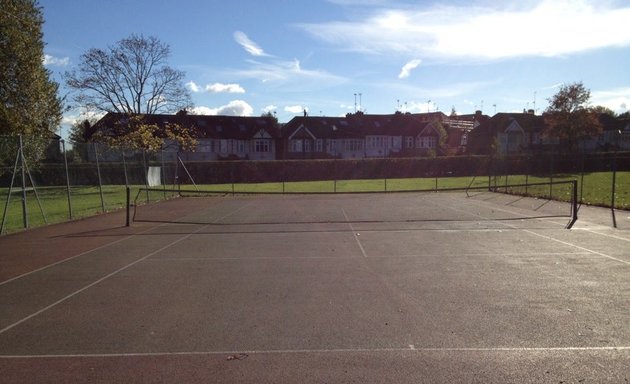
566;180;578;229
126;186;131;227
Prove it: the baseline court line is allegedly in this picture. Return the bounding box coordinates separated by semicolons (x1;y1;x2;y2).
2;346;630;359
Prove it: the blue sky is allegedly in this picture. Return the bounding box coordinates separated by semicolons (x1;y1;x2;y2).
39;0;630;137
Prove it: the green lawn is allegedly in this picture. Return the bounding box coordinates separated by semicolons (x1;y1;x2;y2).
2;171;628;233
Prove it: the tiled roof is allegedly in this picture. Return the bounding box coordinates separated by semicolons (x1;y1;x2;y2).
92;112;281;140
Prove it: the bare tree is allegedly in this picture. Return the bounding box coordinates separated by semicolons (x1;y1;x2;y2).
65;34;192;114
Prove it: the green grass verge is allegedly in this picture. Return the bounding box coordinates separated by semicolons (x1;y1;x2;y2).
1;171;628;233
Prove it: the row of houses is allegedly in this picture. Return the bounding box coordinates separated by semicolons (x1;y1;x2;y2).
91;110;630;161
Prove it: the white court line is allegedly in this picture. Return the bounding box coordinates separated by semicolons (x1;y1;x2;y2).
0;203;254;336
0;225;163;286
2;345;629;359
342;208;368;258
446;197;630;266
145;251;594;262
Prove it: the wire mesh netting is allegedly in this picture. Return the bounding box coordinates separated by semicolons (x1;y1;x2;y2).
1;134;628;233
129;181;578;230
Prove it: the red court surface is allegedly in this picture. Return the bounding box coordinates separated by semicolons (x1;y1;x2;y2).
1;192;629;383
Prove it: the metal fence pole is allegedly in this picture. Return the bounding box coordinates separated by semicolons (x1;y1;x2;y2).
611;153;617;228
122;149;129;187
142;150;149;203
94;143;106;213
61;140;73;219
19;135;28;228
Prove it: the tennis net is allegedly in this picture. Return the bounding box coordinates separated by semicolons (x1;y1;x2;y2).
126;179;578;229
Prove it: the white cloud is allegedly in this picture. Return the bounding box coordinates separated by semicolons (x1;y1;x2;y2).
399;100;438;113
262;105;277;113
591;87;630;113
285;105;308;114
205;83;245;94
186;81;201;93
398;59;422;79
43;54;69;66
60;110;105;128
234;31;270;57
299;1;630;60
188;81;245;94
191;100;254;116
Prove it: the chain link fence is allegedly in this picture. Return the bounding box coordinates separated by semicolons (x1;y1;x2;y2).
1;135;628;233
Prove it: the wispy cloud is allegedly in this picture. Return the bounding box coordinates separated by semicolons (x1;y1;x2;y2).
191;100;254;116
233;58;347;91
398;59;422;79
43;54;69;66
299;1;630;61
234;31;270;57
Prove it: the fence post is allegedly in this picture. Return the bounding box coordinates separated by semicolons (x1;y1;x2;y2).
126;186;131;227
121;149;129;187
142;150;149;203
19;135;28;228
611;153;617;228
566;180;578;229
94;143;106;213
61;139;73;219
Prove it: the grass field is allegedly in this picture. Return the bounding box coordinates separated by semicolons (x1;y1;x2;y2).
1;171;628;234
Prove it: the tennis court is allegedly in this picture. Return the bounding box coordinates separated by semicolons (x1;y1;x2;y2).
1;188;629;383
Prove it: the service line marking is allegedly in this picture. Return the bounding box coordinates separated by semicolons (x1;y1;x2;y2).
342;208;368;258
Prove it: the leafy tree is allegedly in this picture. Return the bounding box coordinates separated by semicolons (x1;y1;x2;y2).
68;119;96;146
543;82;602;151
261;111;279;126
93;115;197;152
433;120;448;153
65;34;192;115
0;0;63;163
591;105;616;117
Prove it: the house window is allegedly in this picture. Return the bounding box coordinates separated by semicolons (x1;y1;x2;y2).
406;137;414;148
368;136;387;149
532;132;541;144
290;139;303;152
236;140;246;153
220;140;229;153
328;139;338;153
418;136;436;148
304;140;312;152
254;140;270;153
315;139;323;152
345;139;362;151
460;134;467;146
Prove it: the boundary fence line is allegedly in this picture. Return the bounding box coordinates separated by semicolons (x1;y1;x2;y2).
0;135;628;233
